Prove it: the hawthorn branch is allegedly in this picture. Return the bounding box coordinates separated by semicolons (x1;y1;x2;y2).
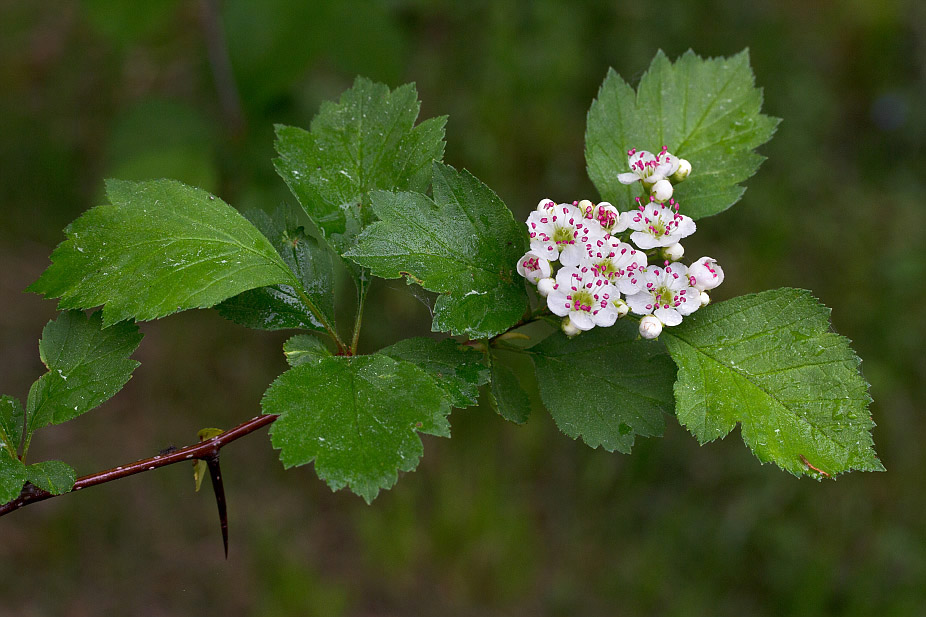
0;414;278;518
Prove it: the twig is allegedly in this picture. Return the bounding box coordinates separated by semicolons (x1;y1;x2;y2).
0;414;278;518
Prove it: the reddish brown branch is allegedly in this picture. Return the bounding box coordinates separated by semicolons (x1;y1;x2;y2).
0;414;278;518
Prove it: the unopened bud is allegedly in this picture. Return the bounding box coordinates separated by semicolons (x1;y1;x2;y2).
562;318;581;337
670;159;692;183
650;179;674;203
662;242;684;261
639;315;663;339
612;298;629;318
537;277;556;298
699;291;711;307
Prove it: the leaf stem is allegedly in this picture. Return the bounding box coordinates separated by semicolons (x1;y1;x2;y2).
0;414;279;518
292;284;347;354
351;283;368;355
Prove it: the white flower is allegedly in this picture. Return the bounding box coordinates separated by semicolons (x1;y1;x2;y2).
688;256;725;291
577;235;647;295
639;315;663;339
626;262;700;327
617;146;679;186
547;265;621;331
527;202;602;263
624;200;696;250
536;198;556;212
592;201;627;234
516;251;552;284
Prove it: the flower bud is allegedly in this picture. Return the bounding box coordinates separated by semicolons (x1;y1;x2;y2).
670;158;692;183
612;298;629;318
650;179;674;203
662;242;684;261
536;277;556;298
516;252;552;284
639;315;663;339
699;291;711;307
688;257;724;291
562;318;581;337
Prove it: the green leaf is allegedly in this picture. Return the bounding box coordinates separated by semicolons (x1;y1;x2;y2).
0;449;27;504
346;163;529;338
262;354;452;503
274;77;446;258
28;179;297;326
283;334;332;367
662;288;883;478
380;337;490;408
586;49;779;219
216;205;336;332
26;460;76;495
0;396;24;456
530;321;676;453
487;357;531;425
27;311;142;432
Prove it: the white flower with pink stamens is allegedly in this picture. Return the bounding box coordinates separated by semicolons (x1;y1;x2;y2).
617;146;680;186
526;202;602;263
626;262;700;327
688;257;725;291
516;251;552;284
624;199;696;250
546;265;620;331
578;235;647;295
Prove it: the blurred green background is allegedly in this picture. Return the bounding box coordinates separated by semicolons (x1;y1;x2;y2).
1;0;924;615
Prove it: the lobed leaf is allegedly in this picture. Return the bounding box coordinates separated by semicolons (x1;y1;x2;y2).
274;77;446;258
380;337;490;409
662;288;883;478
29;179;297;326
586;49;779;219
216;205;336;332
0;449;27;504
530;321;676;453
346;163;529;338
487;357;531;425
0;396;24;456
262;354;452;503
26;460;76;495
26;310;142;432
282;334;332;367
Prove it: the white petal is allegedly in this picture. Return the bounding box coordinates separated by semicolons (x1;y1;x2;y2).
654;306;683;326
617;172;640;185
676;292;700;315
559;244;583;268
547;290;571;317
570;311;595;331
629;231;661;250
625;291;654;315
593;305;618;327
673;216;697;239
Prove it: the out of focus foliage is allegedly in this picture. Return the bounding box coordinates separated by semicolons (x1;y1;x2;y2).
1;1;924;615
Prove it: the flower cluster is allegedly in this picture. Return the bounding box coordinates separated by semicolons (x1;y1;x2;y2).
518;147;723;339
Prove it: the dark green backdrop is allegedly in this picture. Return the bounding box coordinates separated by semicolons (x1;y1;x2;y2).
1;1;923;615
